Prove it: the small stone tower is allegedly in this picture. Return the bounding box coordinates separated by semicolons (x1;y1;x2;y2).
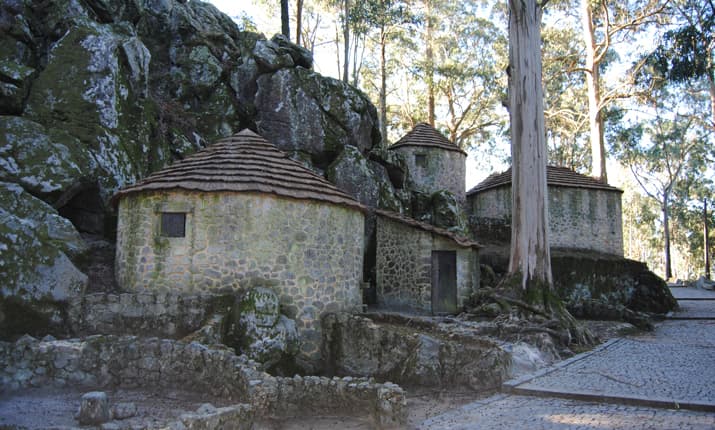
389;123;467;204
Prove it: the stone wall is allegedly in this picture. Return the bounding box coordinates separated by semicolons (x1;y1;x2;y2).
0;335;406;428
68;292;228;339
392;146;466;205
116;191;365;367
375;216;478;313
469;186;624;256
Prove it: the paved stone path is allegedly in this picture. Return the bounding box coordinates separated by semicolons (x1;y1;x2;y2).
418;287;715;429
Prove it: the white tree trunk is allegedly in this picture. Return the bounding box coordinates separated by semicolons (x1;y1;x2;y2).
508;0;552;288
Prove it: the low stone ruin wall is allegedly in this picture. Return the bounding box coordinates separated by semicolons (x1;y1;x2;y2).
322;312;510;390
67;292;231;338
0;335;406;428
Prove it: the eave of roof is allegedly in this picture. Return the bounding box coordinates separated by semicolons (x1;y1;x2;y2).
389;123;467;155
375;209;482;249
466;166;623;196
113;129;366;212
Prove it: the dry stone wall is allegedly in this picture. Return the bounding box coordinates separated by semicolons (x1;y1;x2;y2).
0;335;407;428
68;292;227;339
375;216;477;313
116;191;365;367
469;186;623;256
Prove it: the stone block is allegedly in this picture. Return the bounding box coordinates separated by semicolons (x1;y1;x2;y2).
76;391;110;425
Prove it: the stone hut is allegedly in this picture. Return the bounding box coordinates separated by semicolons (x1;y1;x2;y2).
467;166;624;256
375;209;481;314
113;129;366;364
389;123;467;205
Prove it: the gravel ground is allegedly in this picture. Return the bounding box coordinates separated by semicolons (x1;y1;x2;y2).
0;387;230;429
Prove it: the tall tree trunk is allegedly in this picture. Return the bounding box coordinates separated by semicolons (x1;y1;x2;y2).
709;72;715;134
663;197;672;280
508;0;552;289
296;0;303;46
342;0;350;83
705;199;711;279
425;0;435;126
581;0;607;183
380;27;388;143
281;0;290;38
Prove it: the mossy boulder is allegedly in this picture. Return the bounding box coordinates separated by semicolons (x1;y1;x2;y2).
0;117;95;199
0;0;400;307
409;190;467;233
327;146;403;211
223;288;299;371
255;67;380;170
551;251;677;315
0;182;87;302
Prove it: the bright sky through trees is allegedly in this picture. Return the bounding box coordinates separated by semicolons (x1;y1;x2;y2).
208;0;715;280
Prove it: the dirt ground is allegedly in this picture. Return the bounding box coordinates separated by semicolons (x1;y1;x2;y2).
0;321;635;429
0;386;484;429
0;387;231;429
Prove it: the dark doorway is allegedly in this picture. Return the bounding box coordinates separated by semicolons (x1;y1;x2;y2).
57;184;106;235
431;250;457;314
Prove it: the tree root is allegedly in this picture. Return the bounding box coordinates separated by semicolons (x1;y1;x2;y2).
468;281;596;347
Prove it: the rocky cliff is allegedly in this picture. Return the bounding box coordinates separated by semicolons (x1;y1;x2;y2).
0;0;413;303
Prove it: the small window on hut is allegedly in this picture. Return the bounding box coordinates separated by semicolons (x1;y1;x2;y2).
160;212;186;238
415;153;427;168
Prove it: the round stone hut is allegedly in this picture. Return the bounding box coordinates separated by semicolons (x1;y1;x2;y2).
389;123;467;204
467;166;624;256
113;129;366;364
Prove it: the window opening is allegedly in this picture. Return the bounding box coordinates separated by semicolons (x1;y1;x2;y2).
161;212;186;237
415;154;427;168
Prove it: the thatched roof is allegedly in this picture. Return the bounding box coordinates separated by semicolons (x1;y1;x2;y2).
466;166;623;196
114;129;365;211
389;123;467;155
375;209;481;249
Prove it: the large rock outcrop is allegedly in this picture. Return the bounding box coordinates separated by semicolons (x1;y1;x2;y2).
0;0;412;321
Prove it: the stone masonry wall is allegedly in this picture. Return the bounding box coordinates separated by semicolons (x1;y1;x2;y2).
394;146;466;204
115;191;365;367
0;335;406;428
469;186;624;256
68;292;227;339
375;216;477;313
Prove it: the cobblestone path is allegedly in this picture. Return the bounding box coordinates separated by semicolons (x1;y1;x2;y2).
418;287;715;429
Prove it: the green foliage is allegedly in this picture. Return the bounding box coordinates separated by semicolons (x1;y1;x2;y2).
635;0;714;86
541;24;589;170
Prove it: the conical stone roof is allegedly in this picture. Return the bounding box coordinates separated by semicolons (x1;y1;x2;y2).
466;166;623;196
389;122;467;155
114;129;365;211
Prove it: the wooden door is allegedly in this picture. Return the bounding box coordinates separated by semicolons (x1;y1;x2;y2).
431;251;457;314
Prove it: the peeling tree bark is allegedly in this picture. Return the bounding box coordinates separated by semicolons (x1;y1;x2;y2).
508;0;553;290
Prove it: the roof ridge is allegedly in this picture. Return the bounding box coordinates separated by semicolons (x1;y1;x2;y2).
113;129;365;211
466;166;622;195
389;123;467;155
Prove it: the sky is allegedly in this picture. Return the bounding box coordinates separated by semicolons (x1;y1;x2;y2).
208;0;498;189
207;0;643;190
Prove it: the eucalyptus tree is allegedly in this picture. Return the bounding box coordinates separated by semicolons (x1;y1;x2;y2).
636;0;715;133
613;90;711;280
541;24;590;170
281;0;290;37
434;1;508;149
507;0;552;292
576;0;668;182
